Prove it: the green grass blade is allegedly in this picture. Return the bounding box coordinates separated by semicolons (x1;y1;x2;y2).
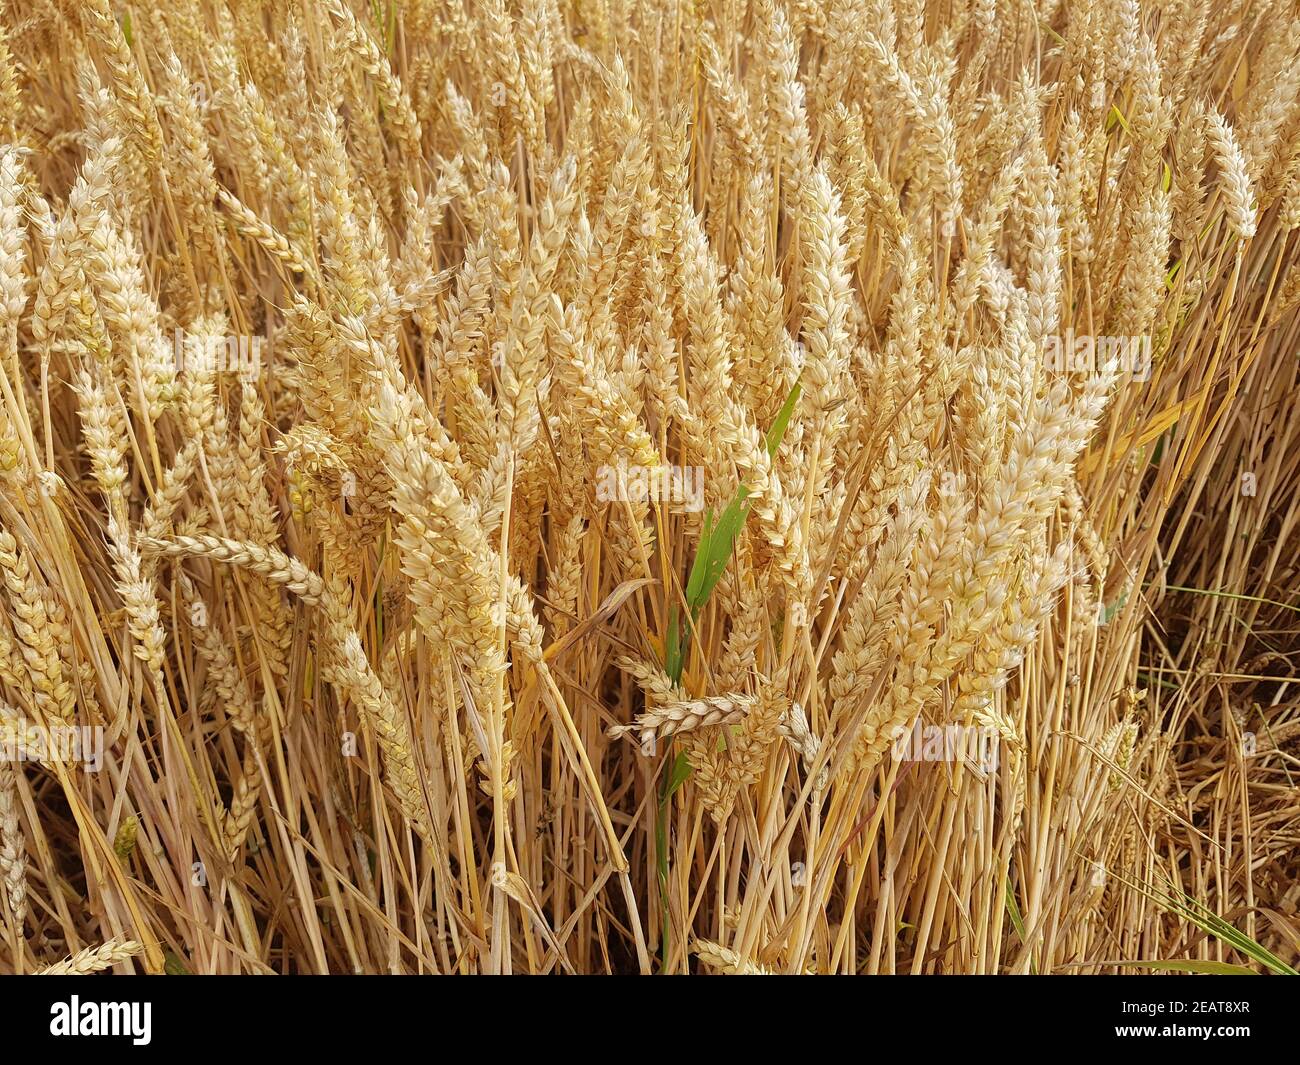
1110;960;1258;975
655;379;801;968
764;380;801;457
1123;875;1298;975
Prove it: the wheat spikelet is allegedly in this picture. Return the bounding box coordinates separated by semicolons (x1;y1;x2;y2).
38;936;142;975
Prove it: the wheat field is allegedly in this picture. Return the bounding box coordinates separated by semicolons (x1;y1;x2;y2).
0;0;1296;976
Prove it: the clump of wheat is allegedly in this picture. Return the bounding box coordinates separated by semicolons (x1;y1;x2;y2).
0;0;1295;976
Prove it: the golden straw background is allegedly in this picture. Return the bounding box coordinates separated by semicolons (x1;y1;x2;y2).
0;0;1296;974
